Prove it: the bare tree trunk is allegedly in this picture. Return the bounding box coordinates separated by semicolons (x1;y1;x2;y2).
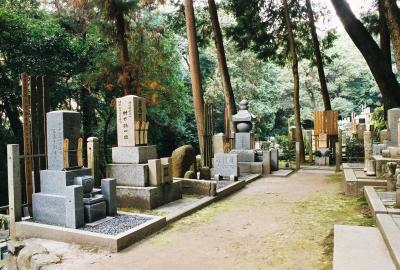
207;0;237;134
115;11;133;96
382;0;400;73
283;0;305;161
184;0;205;157
305;0;332;111
379;0;392;72
331;0;400;110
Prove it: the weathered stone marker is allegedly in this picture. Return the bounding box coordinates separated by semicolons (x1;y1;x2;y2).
364;131;372;171
387;108;400;145
262;150;271;176
7;144;22;240
116;95;147;147
214;153;239;181
296;142;301;170
87;137;99;186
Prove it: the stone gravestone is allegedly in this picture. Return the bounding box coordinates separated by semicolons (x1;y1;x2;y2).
387;108;400;145
232;100;254;150
213;133;225;154
364;131;372;171
33;111;115;228
270;149;279;171
214;153;239;181
47;111;81;170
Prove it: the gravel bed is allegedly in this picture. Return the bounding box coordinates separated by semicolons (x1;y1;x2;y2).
79;214;153;236
216;180;235;190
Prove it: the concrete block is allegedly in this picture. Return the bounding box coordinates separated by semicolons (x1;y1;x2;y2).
32;193;66;226
230;149;255;162
101;178;117;216
40;168;92;195
148;159;162;186
112;146;157;164
84;201;106;223
65;185;84;229
161;158;172;183
106;163;148;187
116;181;182;209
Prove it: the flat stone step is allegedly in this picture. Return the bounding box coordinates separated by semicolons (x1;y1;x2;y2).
333;225;395;270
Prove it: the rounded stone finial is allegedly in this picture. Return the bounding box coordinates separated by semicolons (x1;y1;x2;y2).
239;99;248;110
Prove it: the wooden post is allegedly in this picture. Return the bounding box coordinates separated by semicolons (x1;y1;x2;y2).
87;137;99;187
30;77;40;193
8;144;22;240
296;142;301;170
21;73;33;215
336;142;341;172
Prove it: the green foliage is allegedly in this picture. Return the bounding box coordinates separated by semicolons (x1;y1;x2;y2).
346;138;364;162
277;135;295;161
372;106;386;132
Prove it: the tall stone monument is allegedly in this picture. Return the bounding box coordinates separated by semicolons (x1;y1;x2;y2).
388;108;400;145
33;111;116;228
106;95;181;209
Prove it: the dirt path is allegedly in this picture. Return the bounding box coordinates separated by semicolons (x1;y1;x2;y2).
46;171;371;270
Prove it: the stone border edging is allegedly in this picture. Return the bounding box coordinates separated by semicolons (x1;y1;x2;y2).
376;214;400;269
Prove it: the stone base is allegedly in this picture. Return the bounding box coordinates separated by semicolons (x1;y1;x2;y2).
230;149;255;162
238;162;263;174
116;181;182;209
106;163;148;187
32;193;66;226
40;168;92;195
112;145;157;164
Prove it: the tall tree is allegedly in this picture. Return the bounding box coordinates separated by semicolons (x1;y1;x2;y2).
379;0;392;71
283;0;304;161
331;0;400;110
98;0;138;95
184;0;206;157
382;0;400;73
305;0;331;111
207;0;237;134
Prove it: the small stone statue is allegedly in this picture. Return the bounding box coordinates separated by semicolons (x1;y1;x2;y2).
387;162;398;191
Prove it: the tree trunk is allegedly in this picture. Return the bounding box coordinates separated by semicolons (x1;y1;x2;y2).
207;0;237;134
115;11;133;96
331;0;400;110
379;0;392;72
283;0;305;161
184;0;206;158
305;0;332;111
382;0;400;73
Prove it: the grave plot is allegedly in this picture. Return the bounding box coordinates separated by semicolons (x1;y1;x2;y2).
106;95;182;210
8;111;166;252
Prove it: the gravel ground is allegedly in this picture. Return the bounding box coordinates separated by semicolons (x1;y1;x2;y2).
79;214;152;235
216;180;234;190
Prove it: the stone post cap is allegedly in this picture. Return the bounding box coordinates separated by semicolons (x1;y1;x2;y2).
87;137;99;142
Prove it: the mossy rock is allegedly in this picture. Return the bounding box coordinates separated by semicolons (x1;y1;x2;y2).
184;171;197;179
171;145;197;178
199;167;211;180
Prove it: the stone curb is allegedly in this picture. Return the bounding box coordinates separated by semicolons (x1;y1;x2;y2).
376;214;400;269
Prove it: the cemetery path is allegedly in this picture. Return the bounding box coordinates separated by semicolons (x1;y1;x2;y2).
46;171;370;270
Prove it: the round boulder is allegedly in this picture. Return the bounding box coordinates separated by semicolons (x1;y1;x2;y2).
171;145;197;178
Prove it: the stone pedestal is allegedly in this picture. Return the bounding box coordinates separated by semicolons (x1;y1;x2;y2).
111;146;157;164
229;149;255;162
235;133;251;150
388;108;400;145
106;164;148;187
366;160;376;176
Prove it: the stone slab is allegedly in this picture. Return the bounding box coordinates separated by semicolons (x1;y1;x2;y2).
333;224;395;270
116;181;182;209
270;169;294;177
65;185;84;229
106;163;148;187
40;168;92;195
178;179;216;196
238;162;263;174
16;213;166;252
111;146;157;164
387;108;400;145
364;186;388;219
270;149;279;171
377;214;400;269
214;153;239;178
148;159;162;186
101;178;117;216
